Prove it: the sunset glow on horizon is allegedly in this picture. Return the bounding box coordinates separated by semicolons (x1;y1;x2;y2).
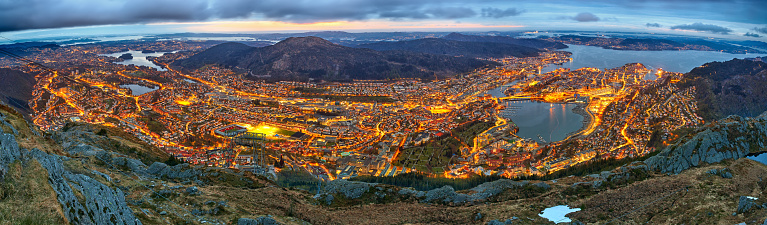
180;20;525;33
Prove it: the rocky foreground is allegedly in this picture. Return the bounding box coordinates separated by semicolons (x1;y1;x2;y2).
1;104;767;224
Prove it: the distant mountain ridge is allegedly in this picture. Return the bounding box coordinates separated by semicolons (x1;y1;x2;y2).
173;36;496;81
355;38;541;58
441;32;567;50
550;35;764;54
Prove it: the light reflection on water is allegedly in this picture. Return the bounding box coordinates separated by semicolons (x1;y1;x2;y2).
542;44;767;74
101;50;175;71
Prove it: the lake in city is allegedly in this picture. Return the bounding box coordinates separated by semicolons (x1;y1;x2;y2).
542;44;767;73
119;84;158;96
487;85;584;143
101;50;174;71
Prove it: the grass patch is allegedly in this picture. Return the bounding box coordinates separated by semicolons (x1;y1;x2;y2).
0;160;67;224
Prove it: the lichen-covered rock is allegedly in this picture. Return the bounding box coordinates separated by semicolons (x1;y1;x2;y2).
238;216;281;225
27;148;141;224
146;162;201;179
65;143;103;157
112;156;148;174
706;168;733;179
398;188;426;198
319;179;376;199
186;186;200;195
91;169;112;182
644;114;767;174
420;179;545;204
423;185;460;203
486;218;516;225
736;196;758;214
533;182;551;189
0;133;22;177
468;179;528;200
0;114;18;135
324;194;334;205
64;173;140;224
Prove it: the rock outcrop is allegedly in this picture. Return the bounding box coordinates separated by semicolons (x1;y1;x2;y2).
318;179;376;200
705;168;733;178
0;128;140;224
486;217;517;225
146;162;201;179
736;196;761;214
566;113;767;194
0;133;21;178
28;148;141;224
238;216;281;225
643;113;767;174
419;179;548;204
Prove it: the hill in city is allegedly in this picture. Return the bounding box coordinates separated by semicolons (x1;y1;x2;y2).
356;38;541;58
172;36;495;81
0;68;35;115
441;32;568;50
679;58;767;121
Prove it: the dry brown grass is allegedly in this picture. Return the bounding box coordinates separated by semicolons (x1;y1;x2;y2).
0;160;67;224
0;108;63;155
566;158;767;224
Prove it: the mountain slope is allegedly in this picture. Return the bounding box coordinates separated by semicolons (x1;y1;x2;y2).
679;58;767;121
0;68;35;114
173;36;495;81
442;32;567;50
356;38;541;58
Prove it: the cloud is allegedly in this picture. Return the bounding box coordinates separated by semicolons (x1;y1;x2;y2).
0;0;212;32
744;32;761;37
423;7;477;19
570;12;600;22
670;23;732;34
753;26;767;34
481;7;526;18
646;23;662;28
379;10;430;19
557;0;767;24
0;0;485;32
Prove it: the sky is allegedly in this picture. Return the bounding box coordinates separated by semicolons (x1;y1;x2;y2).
1;0;766;41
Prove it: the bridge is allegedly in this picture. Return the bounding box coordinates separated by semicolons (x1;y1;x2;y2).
498;96;533;100
496;92;537;100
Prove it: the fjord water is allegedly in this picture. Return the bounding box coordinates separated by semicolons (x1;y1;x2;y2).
542;44;767;73
101;50;173;71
